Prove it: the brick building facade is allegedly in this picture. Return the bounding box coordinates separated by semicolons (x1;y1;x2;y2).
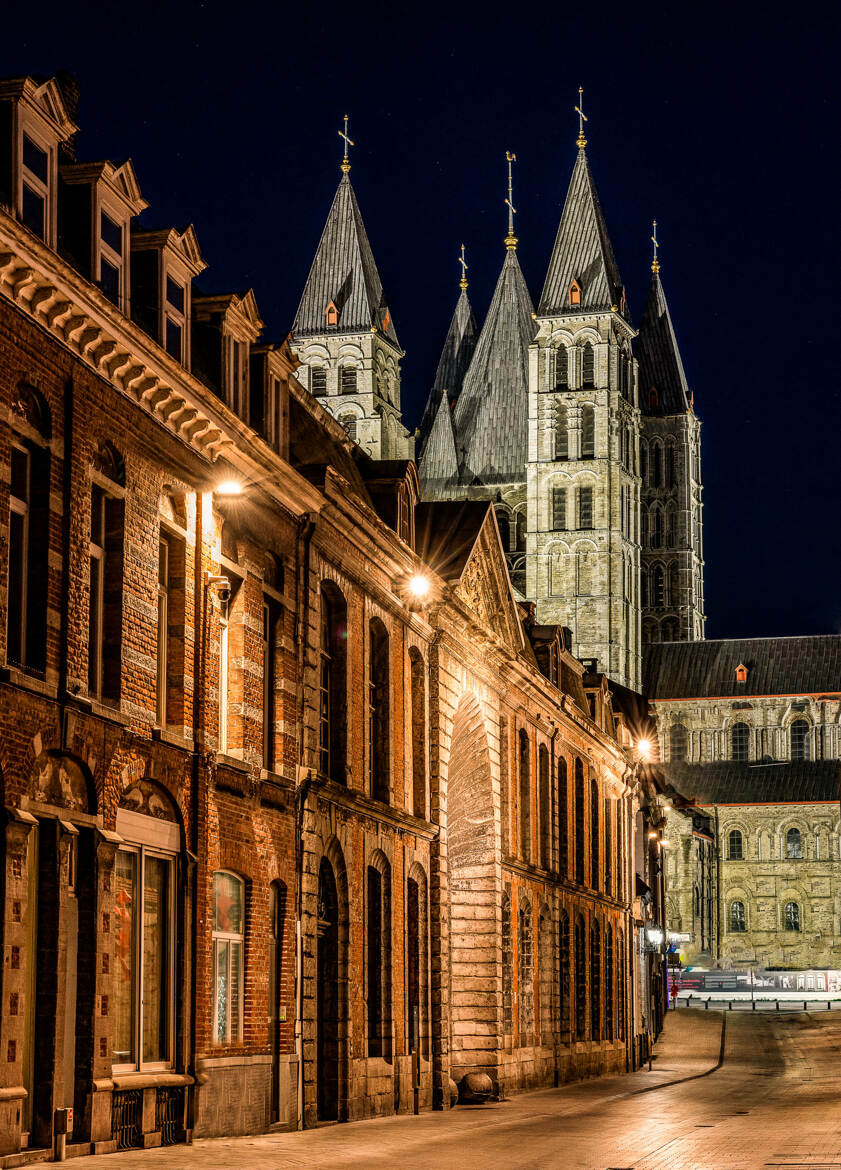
0;75;666;1162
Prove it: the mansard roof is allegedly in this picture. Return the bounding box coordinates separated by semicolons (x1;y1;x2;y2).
293;173;399;347
452;249;534;486
538;148;628;321
637;272;691;415
644;636;841;701
418;394;460;500
664;761;841;806
418;288;478;451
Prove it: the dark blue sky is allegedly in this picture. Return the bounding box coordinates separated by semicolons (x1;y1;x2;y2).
4;2;840;640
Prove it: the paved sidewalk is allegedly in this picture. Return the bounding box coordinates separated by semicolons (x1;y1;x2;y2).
67;1010;841;1169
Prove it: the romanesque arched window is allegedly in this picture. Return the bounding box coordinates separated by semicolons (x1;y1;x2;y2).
519;728;531;862
669;723;688;761
786;827;802;859
731;722;749;762
582;343;595;388
366;856;392;1058
581;405;595;458
784;901;800;931
368;618;390;803
516;512;527;551
590;918;601;1041
555;405;569;460
406;867;429;1058
310;365;327;395
730;901;746;932
552;487;567;531
538;745;551;869
668;563;679;606
555;345;569;389
502;889;513;1035
337;412;357;440
790;719;810;761
574;915;586;1040
518;897;534;1040
661;617;678;642
728;829;744;860
320;582;348;783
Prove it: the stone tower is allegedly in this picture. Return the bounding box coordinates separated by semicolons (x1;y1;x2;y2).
290;140;413;460
637;236;705;644
526;132;642;689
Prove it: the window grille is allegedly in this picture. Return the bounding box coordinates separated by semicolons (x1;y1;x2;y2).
311;367;327;395
112;1090;143;1150
155;1087;184;1146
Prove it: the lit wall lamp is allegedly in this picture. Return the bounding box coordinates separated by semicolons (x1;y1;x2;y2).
214;479;245;497
400;572;434;612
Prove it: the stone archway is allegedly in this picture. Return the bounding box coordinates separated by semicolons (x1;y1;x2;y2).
447;695;499;1085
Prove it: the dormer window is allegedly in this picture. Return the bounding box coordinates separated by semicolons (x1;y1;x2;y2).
325;301;339;326
648;386;659;408
98;208;124;305
735;663;748;684
21;132;50;240
165;276;186;361
568;279;582;307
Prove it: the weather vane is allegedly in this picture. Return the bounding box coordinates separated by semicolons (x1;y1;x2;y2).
651;219;660;274
505;151;518;251
575;87;588;149
458;243;468;291
339;114;354;174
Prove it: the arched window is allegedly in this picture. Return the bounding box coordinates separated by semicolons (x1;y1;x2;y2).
590;918;601;1041
406;868;429;1058
554;405;569;460
495;508;510;551
340;365;357;393
786;827;802;859
518;897;534;1040
604;923;614;1042
582;343;595;388
728;829;744;860
652;565;665;608
661;617;678;642
669;724;688;761
790;719;810;761
557;756;569;876
590;776;600;889
559;908;571;1038
603;796;613;895
310;365;327;395
337;412;357;440
730;901;746;932
519;728;531;862
650;507;663;549
319;582;348;783
581;405;595;457
212;871;245;1045
574;758;585;884
555;346;569;389
502;889;513;1035
538;745;551;869
731;722;749;762
409;649;426;818
368;618;390;803
574;915;586;1040
652;442;663;488
665;443;676;487
366;858;392;1058
784;901;800;931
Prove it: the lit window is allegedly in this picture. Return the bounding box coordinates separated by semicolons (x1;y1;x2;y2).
212;871;245;1044
567;280;581;306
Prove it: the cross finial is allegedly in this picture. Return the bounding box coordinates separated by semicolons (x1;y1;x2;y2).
504;151;518;251
651;219;660;274
575;87;588;149
458;243;468;291
338;114;354;174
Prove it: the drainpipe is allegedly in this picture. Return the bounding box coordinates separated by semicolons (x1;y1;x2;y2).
58;377;74;734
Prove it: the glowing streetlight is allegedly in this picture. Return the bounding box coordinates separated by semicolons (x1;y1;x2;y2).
636;737;651;760
407;574;431;601
215;479;244;496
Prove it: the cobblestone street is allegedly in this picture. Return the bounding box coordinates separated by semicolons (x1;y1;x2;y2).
67;1009;841;1169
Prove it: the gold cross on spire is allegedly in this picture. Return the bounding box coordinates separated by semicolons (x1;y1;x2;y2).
338;114;354;174
458;243;468;290
504;151;518;251
651;219;660;274
575;87;588;149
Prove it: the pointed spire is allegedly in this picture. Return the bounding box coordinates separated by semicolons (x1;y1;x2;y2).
637;255;691;416
538;145;627;320
292;153;399;346
575;87;588;150
453;248;534;485
417;273;479;453
338;114;354;175
504;152;518;251
418;393;460;500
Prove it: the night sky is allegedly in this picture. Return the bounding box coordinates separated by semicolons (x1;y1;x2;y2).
4;3;839;641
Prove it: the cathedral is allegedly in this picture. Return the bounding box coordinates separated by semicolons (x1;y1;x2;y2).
289;106;706;693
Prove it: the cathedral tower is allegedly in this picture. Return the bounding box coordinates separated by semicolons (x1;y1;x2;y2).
290;121;413;459
418;245;478;454
526;104;642;688
637;225;705;643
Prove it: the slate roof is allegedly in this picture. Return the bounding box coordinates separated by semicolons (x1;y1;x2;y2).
637;271;691;416
664;761;841;805
418;394;460;500
644;637;841;700
292;174;399;346
452;249;534;486
538;148;628;321
418;288;478;451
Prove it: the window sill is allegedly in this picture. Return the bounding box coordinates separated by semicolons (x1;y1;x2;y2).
152;726;192;751
215;752;252;774
110;1071;194;1091
0;664;56;699
88;696;131;726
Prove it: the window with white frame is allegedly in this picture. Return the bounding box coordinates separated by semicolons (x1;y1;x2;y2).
212;871;245;1044
21;131;51;242
99;207;125;307
164;275;186;362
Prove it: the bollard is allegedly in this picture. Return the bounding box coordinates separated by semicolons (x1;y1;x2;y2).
776;999;779;1012
752;998;756;1011
704;997;709;1010
828;1000;832;1012
804;1000;808;1012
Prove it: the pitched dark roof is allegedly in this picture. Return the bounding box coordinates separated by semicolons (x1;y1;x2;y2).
538;149;628;320
637;272;691;416
664;761;841;805
644;637;841;700
292;174;399;346
415;500;491;580
452;249;534;486
418;288;478;451
418;395;460;500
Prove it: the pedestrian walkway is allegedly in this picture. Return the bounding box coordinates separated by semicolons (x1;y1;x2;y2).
67;1010;841;1169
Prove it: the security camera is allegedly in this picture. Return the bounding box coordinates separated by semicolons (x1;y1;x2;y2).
206;574;232;607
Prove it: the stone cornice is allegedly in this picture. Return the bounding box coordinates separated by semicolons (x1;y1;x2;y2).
0;209;323;519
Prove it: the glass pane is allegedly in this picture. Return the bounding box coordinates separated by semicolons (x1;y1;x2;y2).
22;134;48;182
100;256;120;305
213;872;243;933
90;485;105;544
230;941;242;1042
142;856;171;1063
7;511;25;664
21;183;45;239
165;276;184;313
214;938;229;1044
113;851;137;1064
100;209;123;255
10;447;29;500
165;317;182;360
